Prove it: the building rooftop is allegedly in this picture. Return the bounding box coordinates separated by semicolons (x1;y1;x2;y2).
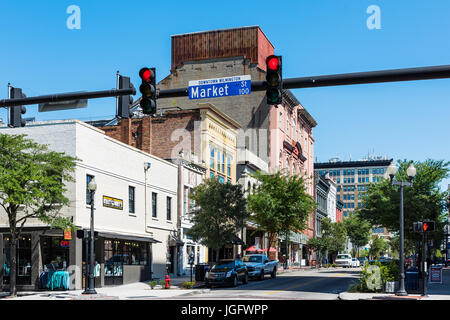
314;158;393;169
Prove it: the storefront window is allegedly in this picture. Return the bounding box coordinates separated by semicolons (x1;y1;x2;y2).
41;236;70;270
105;239;148;271
3;235;32;285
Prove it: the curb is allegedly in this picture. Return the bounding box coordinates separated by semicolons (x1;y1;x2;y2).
177;289;211;297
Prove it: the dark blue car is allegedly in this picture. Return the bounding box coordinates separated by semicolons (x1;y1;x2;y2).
205;259;248;288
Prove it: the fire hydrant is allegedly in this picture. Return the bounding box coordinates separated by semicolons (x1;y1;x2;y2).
165;275;171;289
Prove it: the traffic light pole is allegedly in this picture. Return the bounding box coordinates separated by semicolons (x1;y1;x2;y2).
0;88;136;107
2;65;450;106
157;64;450;98
422;231;428;297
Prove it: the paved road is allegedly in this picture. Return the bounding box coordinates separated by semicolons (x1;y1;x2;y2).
165;267;361;300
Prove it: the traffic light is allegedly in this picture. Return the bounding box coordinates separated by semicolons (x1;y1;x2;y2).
265;55;282;105
9;87;26;127
413;222;423;232
117;75;134;118
139;67;157;115
422;221;435;232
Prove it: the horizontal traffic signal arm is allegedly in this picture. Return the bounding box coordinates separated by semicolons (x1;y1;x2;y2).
2;64;450;106
156;64;450;98
0;88;136;107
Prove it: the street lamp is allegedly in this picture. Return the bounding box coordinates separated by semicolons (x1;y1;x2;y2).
83;177;97;294
386;162;416;296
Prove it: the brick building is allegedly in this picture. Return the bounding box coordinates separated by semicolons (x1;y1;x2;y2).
97;26;317;264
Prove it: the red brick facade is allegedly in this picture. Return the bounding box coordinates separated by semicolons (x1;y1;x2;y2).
99;110;202;160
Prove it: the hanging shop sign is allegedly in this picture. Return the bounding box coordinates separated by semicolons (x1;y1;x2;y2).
103;195;123;210
64;228;72;240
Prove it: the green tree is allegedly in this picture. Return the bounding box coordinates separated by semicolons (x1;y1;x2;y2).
323;218;347;262
0;134;77;297
343;213;372;258
369;236;387;260
247;171;316;259
306;236;327;267
307;218;347;266
359;159;449;249
186;178;249;263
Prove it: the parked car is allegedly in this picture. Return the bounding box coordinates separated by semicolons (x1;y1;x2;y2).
351;258;361;267
242;254;278;280
335;254;353;268
357;257;368;266
205;259;248;288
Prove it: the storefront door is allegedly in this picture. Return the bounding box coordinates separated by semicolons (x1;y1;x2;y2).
104;240;123;286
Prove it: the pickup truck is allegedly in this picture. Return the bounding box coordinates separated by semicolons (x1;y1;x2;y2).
242;254;278;280
335;253;353;268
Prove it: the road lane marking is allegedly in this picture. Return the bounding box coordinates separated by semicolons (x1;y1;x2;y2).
264;273;348;294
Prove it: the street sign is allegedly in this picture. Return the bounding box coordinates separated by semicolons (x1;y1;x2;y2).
188;75;251;100
39;97;87;112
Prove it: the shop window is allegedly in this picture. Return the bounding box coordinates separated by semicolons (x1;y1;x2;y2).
3;235;32;285
41;236;70;270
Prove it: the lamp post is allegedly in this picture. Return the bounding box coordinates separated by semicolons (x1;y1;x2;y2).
386;162;416;296
83;177;97;294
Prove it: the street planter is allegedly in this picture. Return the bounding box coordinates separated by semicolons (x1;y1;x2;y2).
384;281;398;293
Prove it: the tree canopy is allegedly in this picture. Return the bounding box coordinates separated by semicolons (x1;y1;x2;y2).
358;159;449;247
343;213;372;257
186;177;249;262
0;133;78;296
307;218;347;265
247;170;316;252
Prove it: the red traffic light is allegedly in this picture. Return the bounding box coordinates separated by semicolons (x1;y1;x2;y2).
267;56;280;71
422;221;435;232
139;67;153;82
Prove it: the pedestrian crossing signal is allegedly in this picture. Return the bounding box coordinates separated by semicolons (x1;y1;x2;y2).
422;221;435;232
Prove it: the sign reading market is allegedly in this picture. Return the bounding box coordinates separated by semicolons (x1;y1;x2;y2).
103;195;123;210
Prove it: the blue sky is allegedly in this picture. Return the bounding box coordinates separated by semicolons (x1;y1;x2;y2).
1;0;449;191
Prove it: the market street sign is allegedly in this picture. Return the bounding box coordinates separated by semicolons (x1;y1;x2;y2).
188;75;251;100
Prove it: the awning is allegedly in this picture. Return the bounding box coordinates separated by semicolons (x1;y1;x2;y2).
245;245;263;252
230;235;245;245
97;231;161;243
263;247;277;253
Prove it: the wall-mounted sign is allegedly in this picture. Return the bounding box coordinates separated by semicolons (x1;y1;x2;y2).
103;196;123;210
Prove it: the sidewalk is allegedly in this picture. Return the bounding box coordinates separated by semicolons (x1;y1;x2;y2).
0;274;208;300
339;266;450;300
0;264;315;300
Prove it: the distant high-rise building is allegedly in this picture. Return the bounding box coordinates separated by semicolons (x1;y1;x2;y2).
314;156;393;240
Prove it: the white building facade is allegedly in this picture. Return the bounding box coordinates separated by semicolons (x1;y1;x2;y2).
0;120;178;290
